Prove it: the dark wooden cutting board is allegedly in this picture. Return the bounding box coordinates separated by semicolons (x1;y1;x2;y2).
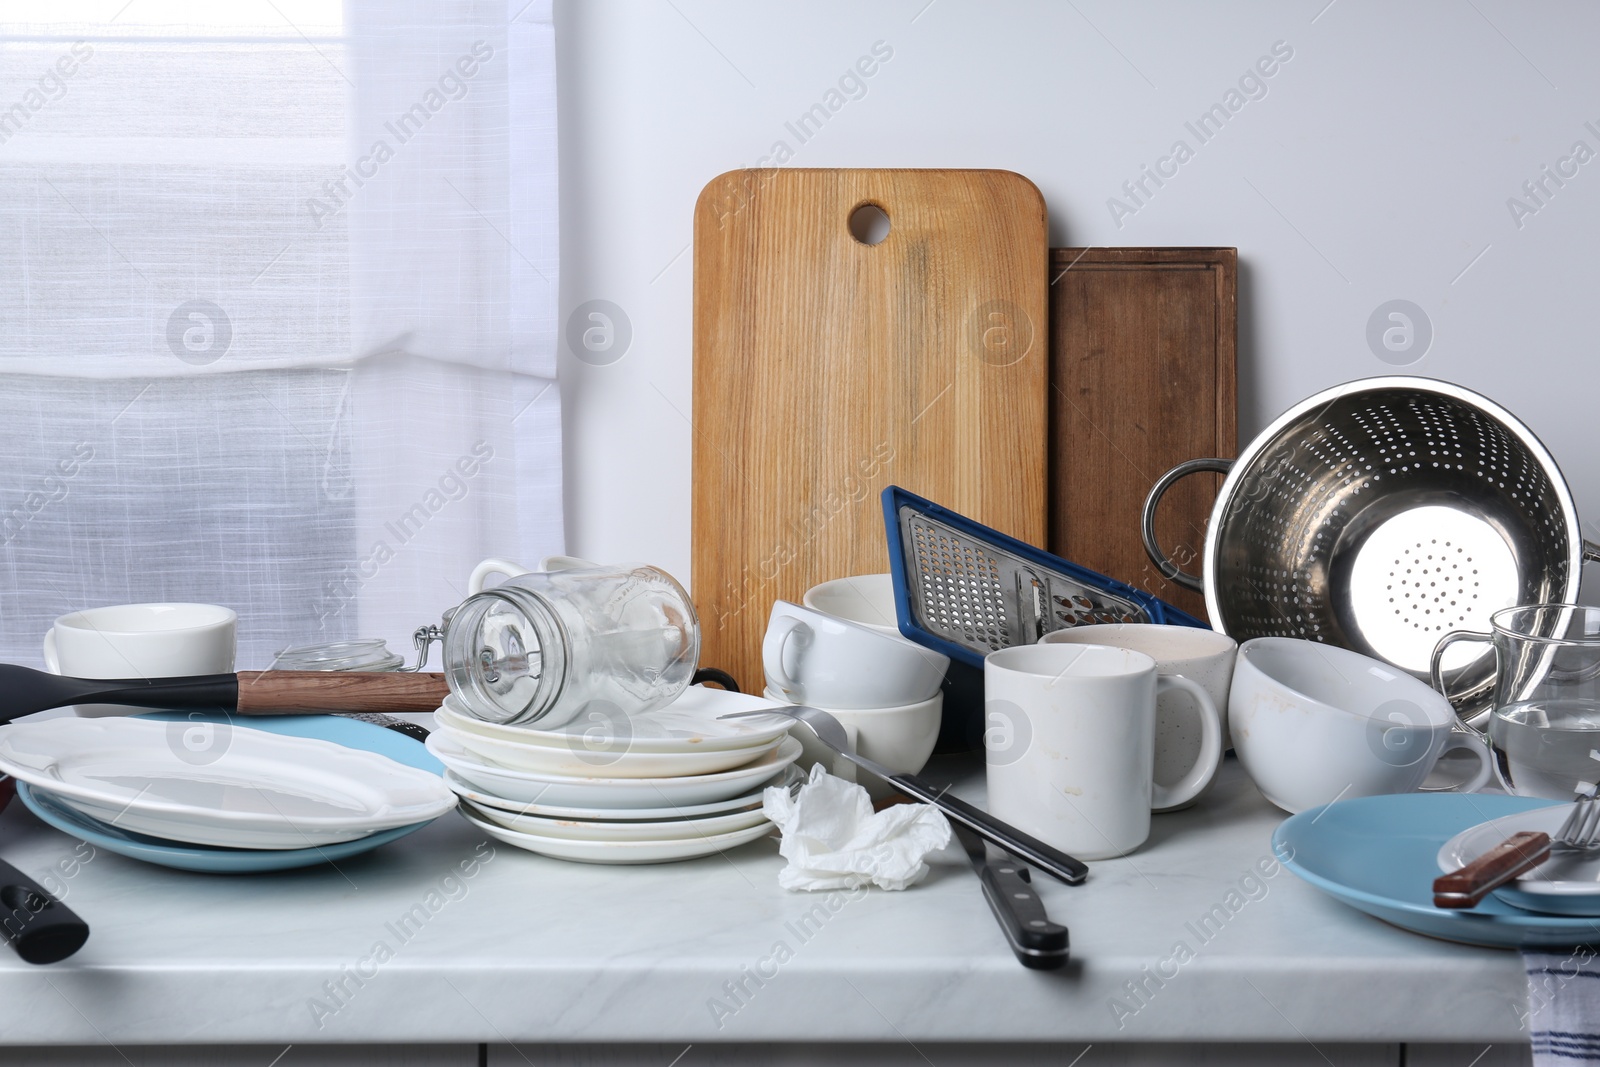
1046;247;1238;621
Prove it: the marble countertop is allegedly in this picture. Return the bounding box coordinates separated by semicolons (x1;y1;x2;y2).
0;755;1530;1046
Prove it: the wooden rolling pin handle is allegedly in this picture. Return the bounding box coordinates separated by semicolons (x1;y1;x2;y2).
234;671;451;715
1432;830;1550;909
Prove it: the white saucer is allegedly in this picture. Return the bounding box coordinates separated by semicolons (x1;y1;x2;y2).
426;732;802;808
442;769;774;821
436;686;792;753
462;798;771;841
1437;803;1600;915
459;803;775;864
435;712;783;778
0;717;456;850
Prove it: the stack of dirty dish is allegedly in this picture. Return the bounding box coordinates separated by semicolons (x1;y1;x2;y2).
427;687;800;864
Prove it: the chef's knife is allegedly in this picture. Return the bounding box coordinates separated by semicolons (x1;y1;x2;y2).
953;822;1068;970
0;664;448;723
719;706;1089;885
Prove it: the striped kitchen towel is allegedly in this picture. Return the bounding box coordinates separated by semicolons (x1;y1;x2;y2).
1526;949;1600;1063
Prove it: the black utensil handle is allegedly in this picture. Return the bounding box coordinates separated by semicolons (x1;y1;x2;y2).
0;860;89;964
977;858;1069;969
886;773;1089;885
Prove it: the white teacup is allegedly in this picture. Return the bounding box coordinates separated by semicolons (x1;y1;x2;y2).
985;643;1222;860
1039;624;1237;812
45;603;237;717
1229;637;1493;814
802;574;901;635
762;601;948;710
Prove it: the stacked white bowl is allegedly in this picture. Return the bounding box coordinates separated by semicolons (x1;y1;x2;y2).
762;575;949;781
426;687;801;864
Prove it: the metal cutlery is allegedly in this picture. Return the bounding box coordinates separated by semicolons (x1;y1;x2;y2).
719;706;1088;885
952;822;1069;970
1433;796;1600;908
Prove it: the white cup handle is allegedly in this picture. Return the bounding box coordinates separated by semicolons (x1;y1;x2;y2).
762;616;810;700
1419;730;1494;795
469;558;530;594
1150;675;1223;811
42;628;59;674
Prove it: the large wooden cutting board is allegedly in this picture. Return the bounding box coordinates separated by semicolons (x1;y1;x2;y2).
1046;247;1237;621
693;169;1048;690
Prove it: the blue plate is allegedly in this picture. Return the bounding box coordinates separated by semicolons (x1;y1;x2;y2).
15;712;442;874
1274;793;1600;948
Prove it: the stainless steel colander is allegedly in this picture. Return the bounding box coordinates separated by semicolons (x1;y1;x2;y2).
1142;376;1599;726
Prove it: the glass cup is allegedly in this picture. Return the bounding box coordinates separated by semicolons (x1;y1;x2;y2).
1434;604;1600;799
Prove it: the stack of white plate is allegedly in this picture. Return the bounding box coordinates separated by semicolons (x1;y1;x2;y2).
427;686;799;865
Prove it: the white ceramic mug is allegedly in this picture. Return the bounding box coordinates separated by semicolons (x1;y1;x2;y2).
1229;637;1493;814
762;600;948;709
1039;624;1237;812
467;555;594;593
45;603;237;717
984;643;1223;860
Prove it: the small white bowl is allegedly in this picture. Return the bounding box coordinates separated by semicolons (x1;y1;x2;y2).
763;686;942;777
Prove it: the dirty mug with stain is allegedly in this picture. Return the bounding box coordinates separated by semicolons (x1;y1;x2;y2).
983;643;1222;860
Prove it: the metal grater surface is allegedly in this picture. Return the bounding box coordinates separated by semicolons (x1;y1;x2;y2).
898;506;1151;658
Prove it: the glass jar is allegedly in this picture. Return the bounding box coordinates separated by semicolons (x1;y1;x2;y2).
443;561;699;727
271;639;406;672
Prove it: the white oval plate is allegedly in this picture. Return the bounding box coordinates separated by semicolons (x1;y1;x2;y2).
1436;803;1600;915
435;715;782;779
462;798;771;841
459;803;775;864
0;718;456;850
427;732;801;808
442;769;774;821
435;686;792;754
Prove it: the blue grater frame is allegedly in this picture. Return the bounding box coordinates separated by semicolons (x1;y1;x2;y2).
882;485;1209;669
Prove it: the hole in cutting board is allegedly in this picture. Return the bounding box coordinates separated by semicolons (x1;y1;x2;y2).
848;203;890;245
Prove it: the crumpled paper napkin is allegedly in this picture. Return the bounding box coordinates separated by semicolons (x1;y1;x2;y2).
762;764;951;891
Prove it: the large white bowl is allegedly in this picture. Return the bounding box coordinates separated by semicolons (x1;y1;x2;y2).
1229;637;1491;813
763;687;941;776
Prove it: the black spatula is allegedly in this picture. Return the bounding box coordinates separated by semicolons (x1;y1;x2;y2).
0;664;449;724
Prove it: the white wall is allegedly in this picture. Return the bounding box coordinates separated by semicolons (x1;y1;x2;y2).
555;0;1600;593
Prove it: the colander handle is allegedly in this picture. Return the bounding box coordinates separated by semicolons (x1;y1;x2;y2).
1141;458;1234;593
1430;629;1495;735
1586;541;1600;565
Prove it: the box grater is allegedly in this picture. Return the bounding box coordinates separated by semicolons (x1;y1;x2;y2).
883;486;1207;670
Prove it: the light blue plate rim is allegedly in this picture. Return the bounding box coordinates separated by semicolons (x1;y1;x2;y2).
14;712;442;874
1271;792;1600;948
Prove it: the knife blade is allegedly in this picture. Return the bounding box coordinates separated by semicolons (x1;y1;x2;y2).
953;822;1069;970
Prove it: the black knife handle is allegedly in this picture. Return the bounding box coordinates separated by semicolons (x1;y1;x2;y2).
886;773;1089;885
0;860;88;964
977;856;1069;969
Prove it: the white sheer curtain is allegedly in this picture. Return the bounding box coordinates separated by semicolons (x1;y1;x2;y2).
0;0;561;668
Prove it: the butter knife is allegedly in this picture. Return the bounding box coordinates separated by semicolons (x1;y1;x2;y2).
953;822;1069;970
